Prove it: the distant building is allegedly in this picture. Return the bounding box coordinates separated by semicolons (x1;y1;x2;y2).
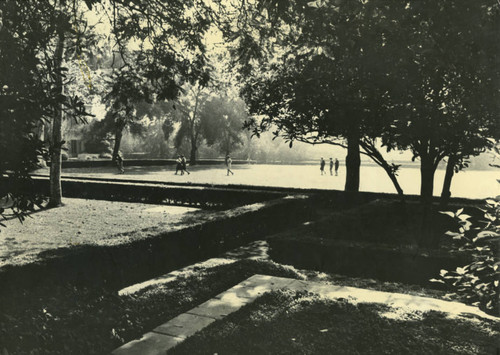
37;103;103;160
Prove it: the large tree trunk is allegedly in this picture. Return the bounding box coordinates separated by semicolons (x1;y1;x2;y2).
359;139;404;199
188;87;201;165
345;128;360;192
384;165;404;197
189;137;197;164
48;31;65;208
419;154;437;247
420;154;436;203
440;155;456;207
112;127;123;161
159;139;166;158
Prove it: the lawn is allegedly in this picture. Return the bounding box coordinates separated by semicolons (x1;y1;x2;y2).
169;289;500;355
0;198;207;267
0;260;303;355
282;198;479;248
0;258;463;355
0;196;493;354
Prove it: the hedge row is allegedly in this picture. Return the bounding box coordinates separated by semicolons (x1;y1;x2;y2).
25;177;286;209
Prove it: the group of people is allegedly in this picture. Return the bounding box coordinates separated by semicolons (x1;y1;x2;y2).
174;154;234;176
116;154;336;176
175;155;190;175
320;157;339;176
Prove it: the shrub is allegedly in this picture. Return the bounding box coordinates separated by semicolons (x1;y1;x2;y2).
61;152;69;161
99;152;112;159
432;198;500;315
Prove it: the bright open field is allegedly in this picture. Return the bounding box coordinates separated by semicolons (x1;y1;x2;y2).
37;163;499;199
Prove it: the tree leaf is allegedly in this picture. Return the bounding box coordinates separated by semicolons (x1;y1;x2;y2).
473;231;500;243
430;278;445;284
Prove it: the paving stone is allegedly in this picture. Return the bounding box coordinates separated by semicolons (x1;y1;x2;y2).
286;279;311;292
240;274;296;289
303;282;353;298
111;332;183;355
187;297;250;320
154;313;215;339
215;284;272;300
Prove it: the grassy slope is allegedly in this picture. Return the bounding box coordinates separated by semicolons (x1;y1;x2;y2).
170;290;500;355
0;257;458;355
278;198;479;248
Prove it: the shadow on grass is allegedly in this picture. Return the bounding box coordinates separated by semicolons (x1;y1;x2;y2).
0;260;303;355
170;290;499;355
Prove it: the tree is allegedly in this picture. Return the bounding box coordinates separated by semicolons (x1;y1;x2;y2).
231;0;499;202
1;0;217;207
199;95;247;156
233;0;406;195
170;84;207;164
0;0;91;210
0;1;51;225
83;86;178;160
137;101;176;158
379;1;500;204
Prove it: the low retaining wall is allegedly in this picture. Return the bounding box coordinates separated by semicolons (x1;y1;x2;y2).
0;195;312;292
268;237;471;287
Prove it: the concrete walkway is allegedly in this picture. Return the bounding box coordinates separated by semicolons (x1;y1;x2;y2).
112;274;497;355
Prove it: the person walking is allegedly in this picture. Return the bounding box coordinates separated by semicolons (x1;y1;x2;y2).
335;158;340;176
175;155;183;175
329;158;334;176
181;154;190;175
226;154;234;176
320;157;326;175
115;151;125;174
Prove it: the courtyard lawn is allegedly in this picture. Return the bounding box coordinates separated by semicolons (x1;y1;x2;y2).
0;198;205;267
169;289;500;355
283;198;467;248
0;260;303;355
0;257;466;355
1;173;495;354
35;163;500;199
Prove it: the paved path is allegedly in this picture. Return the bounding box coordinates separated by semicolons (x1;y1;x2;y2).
112;274;497;355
